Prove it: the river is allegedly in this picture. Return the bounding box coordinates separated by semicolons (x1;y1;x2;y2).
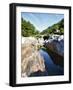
39;49;64;76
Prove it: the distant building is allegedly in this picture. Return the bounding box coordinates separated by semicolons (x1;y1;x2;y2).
54;29;60;34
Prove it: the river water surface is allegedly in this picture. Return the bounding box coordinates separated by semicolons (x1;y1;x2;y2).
39;49;64;76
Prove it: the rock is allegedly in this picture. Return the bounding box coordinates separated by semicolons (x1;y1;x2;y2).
58;35;64;41
21;41;46;77
47;40;64;56
46;35;64;56
44;35;64;67
29;70;48;77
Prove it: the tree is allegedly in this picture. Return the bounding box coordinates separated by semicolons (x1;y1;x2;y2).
21;18;39;37
41;18;64;35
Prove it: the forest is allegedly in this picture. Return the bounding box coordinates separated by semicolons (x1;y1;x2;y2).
21;18;64;37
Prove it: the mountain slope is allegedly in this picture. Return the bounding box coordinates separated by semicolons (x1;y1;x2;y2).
41;19;64;35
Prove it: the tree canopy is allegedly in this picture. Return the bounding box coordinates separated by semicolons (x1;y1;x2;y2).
21;18;39;37
21;18;64;37
41;19;64;35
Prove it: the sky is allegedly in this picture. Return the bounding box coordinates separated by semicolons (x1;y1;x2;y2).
21;12;64;32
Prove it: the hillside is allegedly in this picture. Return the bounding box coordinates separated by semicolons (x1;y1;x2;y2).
21;18;64;37
41;19;64;35
21;18;39;37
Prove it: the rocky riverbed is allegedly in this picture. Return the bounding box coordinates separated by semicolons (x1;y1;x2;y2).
21;38;46;77
21;35;64;77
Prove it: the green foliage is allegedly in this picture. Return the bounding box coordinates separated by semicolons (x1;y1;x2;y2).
35;35;42;39
41;19;64;35
60;28;64;35
21;18;39;37
21;18;64;37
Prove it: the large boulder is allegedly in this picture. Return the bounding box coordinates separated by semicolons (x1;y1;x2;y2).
45;35;64;67
46;39;64;56
21;40;46;77
46;35;64;56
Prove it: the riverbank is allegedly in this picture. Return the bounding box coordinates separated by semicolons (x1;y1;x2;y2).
39;49;64;76
41;47;64;67
21;36;64;77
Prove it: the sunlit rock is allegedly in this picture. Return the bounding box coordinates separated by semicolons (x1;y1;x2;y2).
21;40;46;77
